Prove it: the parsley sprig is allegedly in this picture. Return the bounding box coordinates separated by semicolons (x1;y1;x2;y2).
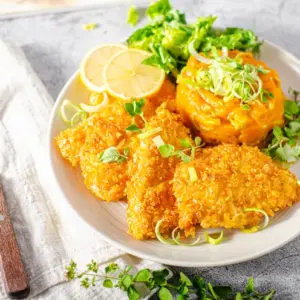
158;136;203;163
263;88;300;163
99;147;129;163
125;98;147;133
66;260;275;300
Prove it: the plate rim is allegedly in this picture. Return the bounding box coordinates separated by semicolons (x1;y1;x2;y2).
47;40;300;267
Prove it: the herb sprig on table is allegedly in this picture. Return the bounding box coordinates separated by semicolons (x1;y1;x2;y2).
263;88;300;162
127;0;261;76
66;260;275;300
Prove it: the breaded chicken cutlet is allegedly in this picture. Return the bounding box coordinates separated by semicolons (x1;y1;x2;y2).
55;79;177;202
126;104;193;239
56;100;132;201
173;144;300;237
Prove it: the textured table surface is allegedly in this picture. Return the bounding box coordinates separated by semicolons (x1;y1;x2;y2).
0;0;299;298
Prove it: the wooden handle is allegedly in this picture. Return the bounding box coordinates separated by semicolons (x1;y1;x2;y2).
0;185;30;299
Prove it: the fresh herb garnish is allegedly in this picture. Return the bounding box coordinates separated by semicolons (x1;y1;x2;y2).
126;124;142;133
125;98;147;132
66;260;276;300
158;137;203;162
263;88;300;163
127;0;261;76
99;147;129;163
127;5;139;27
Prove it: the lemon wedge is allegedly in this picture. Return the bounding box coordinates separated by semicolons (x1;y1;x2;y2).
103;49;165;100
80;44;127;93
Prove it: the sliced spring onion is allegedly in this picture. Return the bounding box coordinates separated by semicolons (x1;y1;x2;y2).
242;208;269;233
60;99;83;125
155;220;176;245
138;127;162;139
171;227;201;246
222;47;228;57
80;92;109;112
204;230;224;245
70;111;87;127
152;135;165;148
188;166;198;182
184;48;270;107
188;41;213;64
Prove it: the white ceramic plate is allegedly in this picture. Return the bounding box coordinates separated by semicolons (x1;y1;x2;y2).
48;40;300;267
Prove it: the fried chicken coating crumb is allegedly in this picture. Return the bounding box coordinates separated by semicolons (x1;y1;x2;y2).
173;144;299;237
126;104;193;239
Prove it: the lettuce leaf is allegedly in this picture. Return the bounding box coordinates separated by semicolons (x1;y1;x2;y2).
127;0;262;76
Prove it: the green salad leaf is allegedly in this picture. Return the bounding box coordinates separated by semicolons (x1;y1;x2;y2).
127;0;262;76
127;5;139;26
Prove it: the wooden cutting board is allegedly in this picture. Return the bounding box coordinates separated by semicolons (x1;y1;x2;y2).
0;184;30;299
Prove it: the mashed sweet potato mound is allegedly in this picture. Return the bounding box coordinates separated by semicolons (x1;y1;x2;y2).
176;51;285;145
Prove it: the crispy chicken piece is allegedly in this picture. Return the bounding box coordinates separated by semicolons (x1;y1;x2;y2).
55;80;176;203
79;112;131;202
55;97;132;201
126;104;193;239
173;144;299;237
55;123;86;167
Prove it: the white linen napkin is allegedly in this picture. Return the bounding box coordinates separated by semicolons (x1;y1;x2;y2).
0;40;165;299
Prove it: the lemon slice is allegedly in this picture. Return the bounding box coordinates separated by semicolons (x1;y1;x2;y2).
103;49;165;100
80;44;127;92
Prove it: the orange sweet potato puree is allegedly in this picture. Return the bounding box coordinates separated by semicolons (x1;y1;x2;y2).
176;50;285;145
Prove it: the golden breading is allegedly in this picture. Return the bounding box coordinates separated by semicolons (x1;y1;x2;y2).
55;123;86;167
126;105;193;239
173;144;299;237
80;151;128;202
55;97;132;201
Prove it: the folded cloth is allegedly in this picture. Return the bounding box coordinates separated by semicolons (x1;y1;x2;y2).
0;41;164;300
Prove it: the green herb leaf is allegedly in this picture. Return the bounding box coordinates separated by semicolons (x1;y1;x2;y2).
244;277;254;293
126;124;142;132
66;260;77;280
99;147;128;163
180;138;191;148
179;272;192;286
105;263;119;274
127;5;139;26
125;98;146;117
127;286;140;300
213;286;233;298
80;277;90;288
241;104;250;110
284;100;299;117
207;282;219;299
193;276;207;298
134;269;152;282
103;279;113;288
158;144;175;157
235;292;243;300
87;259;98;273
158;287;173;300
273;126;283;140
275;143;297;163
122;274;134;289
177;151;191;163
289;121;300;134
153;269;169;286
